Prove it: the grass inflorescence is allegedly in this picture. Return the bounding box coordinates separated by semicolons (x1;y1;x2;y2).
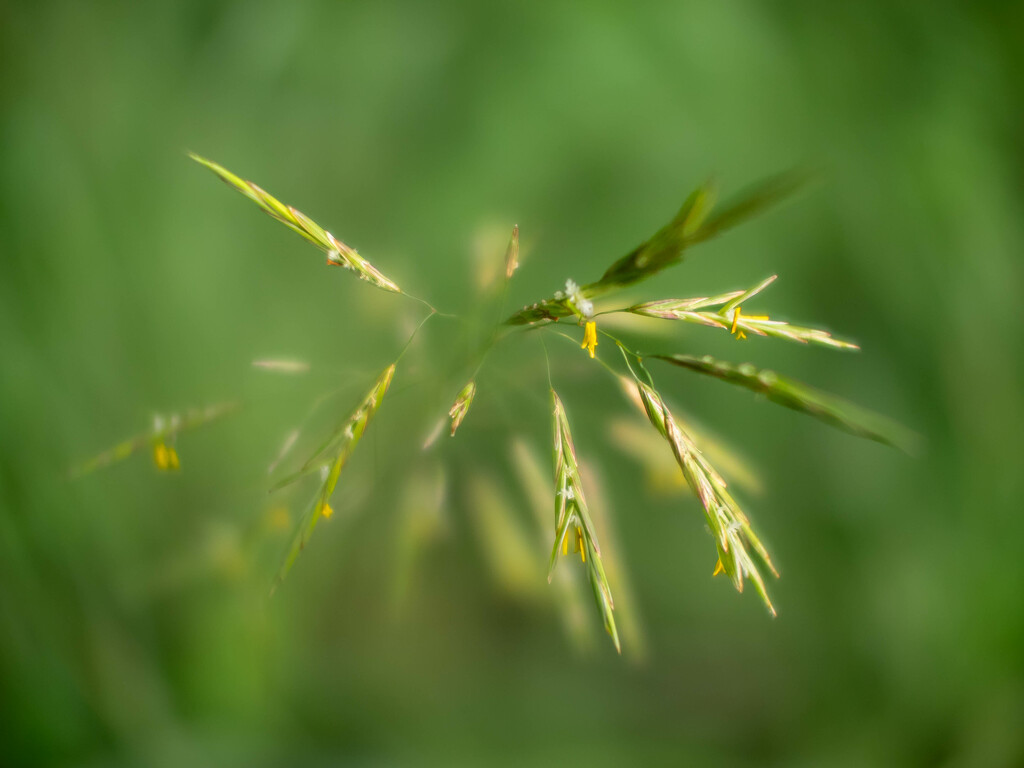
71;154;913;654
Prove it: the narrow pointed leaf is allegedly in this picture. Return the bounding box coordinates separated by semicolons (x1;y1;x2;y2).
685;170;808;246
589;181;716;292
654;354;916;452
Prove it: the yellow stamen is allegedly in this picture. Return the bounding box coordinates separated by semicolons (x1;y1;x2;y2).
153;442;179;471
731;305;769;341
577;527;585;563
320;502;334;519
713;558;725;576
153;443;169;470
562;534;568;556
580;321;597;359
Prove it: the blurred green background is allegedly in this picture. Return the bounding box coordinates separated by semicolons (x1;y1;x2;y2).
2;1;1023;765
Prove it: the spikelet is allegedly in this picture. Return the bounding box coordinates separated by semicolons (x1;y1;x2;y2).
448;381;477;437
550;390;620;652
628;275;859;350
189;153;402;293
634;378;779;615
271;364;396;592
70;402;238;478
510;438;595;654
504;224;520;279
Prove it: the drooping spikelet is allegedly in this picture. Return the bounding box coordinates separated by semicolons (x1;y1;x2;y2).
634;378;779;615
550;389;620;652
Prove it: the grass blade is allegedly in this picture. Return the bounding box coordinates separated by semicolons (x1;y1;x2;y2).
653;354;917;452
589;181;715;293
685;170;808;246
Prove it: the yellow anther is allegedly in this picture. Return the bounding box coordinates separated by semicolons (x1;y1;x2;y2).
153;442;179;471
320;502;334;520
580;321;598;359
713;558;725;576
731;306;768;341
562;534;569;556
153;443;169;469
730;306;746;340
577;527;585;563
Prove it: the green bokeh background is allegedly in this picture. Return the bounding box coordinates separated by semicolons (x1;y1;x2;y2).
2;1;1023;765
